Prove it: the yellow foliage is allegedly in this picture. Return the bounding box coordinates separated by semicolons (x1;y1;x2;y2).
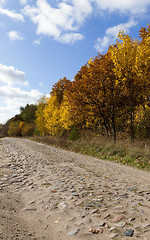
35;97;49;136
43;95;62;136
8;121;21;136
110;31;138;80
19;121;25;130
135;34;150;98
21;122;35;136
59;97;74;130
135;105;150;137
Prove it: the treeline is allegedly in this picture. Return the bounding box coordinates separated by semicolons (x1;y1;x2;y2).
0;104;37;137
1;26;150;141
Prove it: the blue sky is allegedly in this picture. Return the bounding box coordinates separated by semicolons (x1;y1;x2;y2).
0;0;150;123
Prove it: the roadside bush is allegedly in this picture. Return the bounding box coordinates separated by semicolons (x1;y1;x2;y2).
135;106;150;138
21;123;35;136
8;121;21;136
69;126;80;140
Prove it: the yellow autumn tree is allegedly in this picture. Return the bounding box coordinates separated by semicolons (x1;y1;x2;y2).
110;32;142;141
59;96;75;130
135;105;150;138
42;77;73;136
43;95;62;136
35;97;48;136
136;25;150;101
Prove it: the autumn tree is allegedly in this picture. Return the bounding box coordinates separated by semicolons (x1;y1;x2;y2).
35;97;49;136
20;122;35;136
8;120;22;136
20;104;37;123
136;25;150;102
59;96;75;131
64;65;91;129
42;77;73;136
50;77;71;104
65;52;123;141
43;95;62;136
135;105;150;138
139;25;150;43
110;32;143;141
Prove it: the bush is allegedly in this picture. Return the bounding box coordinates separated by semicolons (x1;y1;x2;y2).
8;121;21;136
69;127;80;140
21;123;35;136
135;106;150;138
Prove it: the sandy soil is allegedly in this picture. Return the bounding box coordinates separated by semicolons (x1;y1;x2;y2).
0;137;150;240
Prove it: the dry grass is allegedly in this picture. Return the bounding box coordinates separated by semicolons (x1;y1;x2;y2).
32;134;150;171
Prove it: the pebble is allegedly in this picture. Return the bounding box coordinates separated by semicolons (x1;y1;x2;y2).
72;192;79;196
82;218;91;223
114;221;126;228
58;202;67;210
128;187;137;191
112;215;125;222
142;223;150;228
67;228;80;235
85;202;101;208
123;229;134;237
29;200;36;205
99;222;106;227
109;227;117;232
104;213;110;219
109;233;118;238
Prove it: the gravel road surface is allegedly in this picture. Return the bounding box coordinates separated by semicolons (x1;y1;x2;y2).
0;137;150;240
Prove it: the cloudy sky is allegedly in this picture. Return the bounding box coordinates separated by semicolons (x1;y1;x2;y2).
0;0;150;123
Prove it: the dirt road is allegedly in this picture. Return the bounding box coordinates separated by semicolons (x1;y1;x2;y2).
0;138;150;240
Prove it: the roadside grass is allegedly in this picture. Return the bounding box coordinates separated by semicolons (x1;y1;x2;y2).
32;134;150;171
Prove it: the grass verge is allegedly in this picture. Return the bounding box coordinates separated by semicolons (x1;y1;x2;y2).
31;134;150;171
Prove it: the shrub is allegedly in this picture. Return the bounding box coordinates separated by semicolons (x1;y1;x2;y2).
135;106;150;138
69;126;80;140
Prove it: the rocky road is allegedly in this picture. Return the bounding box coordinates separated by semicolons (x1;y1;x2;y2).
0;137;150;240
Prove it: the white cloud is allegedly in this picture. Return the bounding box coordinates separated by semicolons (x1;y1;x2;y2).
71;0;93;25
22;0;150;45
0;63;28;86
0;85;43;123
20;0;33;6
95;36;110;53
0;65;46;123
23;0;92;43
23;1;73;38
0;7;24;21
95;0;150;15
22;0;150;44
0;0;5;5
106;19;138;37
0;63;43;123
24;81;29;87
0;85;42;100
7;30;24;41
33;38;41;45
58;32;84;44
20;0;28;5
95;18;138;52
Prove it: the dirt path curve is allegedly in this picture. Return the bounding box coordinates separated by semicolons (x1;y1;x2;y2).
0;137;150;240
